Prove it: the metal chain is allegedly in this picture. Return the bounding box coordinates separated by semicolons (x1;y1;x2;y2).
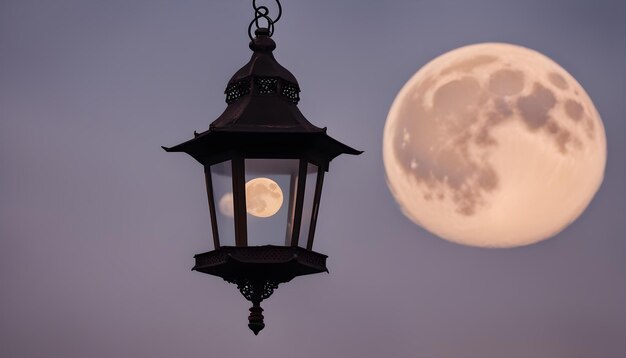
248;0;282;40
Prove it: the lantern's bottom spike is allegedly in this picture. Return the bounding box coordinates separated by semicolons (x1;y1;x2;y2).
248;302;265;335
232;279;276;335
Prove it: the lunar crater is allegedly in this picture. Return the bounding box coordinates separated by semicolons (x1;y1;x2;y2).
517;83;557;130
548;72;568;90
488;69;525;96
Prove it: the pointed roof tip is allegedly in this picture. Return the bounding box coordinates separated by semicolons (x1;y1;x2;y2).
161;145;171;152
325;135;364;156
342;148;364;156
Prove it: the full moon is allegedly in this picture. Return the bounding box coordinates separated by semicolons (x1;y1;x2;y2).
245;177;284;218
383;43;606;248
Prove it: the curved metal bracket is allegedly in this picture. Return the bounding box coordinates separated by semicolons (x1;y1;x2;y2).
248;0;282;40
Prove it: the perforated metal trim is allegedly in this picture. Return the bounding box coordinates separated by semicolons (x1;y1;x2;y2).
255;77;278;94
230;279;280;302
225;79;251;104
281;82;300;103
224;76;300;104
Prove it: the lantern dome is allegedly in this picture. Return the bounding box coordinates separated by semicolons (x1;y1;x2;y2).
163;28;361;169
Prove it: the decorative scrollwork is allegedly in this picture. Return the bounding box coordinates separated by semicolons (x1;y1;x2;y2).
248;0;282;40
230;279;280;303
225;77;300;104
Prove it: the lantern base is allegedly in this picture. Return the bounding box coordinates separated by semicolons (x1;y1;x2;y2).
193;245;328;283
193;245;328;334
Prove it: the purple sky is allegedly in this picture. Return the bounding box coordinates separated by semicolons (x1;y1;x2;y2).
1;1;625;357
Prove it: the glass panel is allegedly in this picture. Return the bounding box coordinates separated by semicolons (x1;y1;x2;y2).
298;163;318;248
244;159;299;246
210;160;235;246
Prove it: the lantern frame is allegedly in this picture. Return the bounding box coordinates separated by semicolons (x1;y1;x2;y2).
163;28;361;334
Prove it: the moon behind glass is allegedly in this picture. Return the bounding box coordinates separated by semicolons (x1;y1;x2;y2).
245;177;284;218
218;193;234;218
383;43;606;248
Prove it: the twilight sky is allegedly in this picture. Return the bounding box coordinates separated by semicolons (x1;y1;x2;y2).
1;1;625;357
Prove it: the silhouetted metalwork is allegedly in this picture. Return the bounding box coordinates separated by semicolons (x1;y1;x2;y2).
248;0;282;40
163;1;361;335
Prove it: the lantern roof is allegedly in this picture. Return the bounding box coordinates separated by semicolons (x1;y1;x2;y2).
163;28;362;167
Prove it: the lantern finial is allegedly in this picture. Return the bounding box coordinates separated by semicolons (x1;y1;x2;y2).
248;0;282;40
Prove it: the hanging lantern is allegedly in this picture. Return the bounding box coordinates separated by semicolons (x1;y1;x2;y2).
163;1;361;334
